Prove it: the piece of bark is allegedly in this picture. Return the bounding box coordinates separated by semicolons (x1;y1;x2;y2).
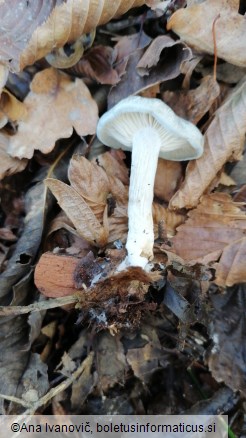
35;252;78;298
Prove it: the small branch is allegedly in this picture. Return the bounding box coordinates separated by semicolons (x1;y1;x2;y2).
0;295;81;316
0;353;94;415
212;14;220;81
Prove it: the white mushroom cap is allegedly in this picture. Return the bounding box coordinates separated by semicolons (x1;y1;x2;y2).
97;95;204;160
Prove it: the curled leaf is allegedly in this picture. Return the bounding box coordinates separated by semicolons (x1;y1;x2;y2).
0;0;147;72
162;76;220;125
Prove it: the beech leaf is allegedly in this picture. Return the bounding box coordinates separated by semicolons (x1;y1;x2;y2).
214;237;246;287
0;0;147;72
169;193;246;286
162;76;220;125
167;0;246;68
169;78;246;210
7;68;98;159
45;178;108;247
68;155;110;205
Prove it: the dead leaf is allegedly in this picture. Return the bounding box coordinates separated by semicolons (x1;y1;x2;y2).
229;151;246;186
136;35;190;76
214;238;246;287
167;0;246;68
0;0;148;72
107;204;128;243
170;193;246;274
0;89;27;127
233;185;246;203
92;151;129;186
45;178;108;247
0;181;49;413
153;203;185;237
197;62;246;85
169;78;246;210
126;326;165;382
108;36;192;108
46;153;130;248
7;68;98;159
154;159;182;202
208;285;246;395
69;45;120;85
113;32;151;79
0;228;17;242
95;332;127;392
0;65;8;91
0;133;27;180
162;76;220;125
71;351;94;410
68;155;110;205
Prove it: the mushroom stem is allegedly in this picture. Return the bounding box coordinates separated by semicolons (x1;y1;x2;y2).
124;127;161;268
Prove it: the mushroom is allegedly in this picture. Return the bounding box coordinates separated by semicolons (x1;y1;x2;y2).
97;96;204;269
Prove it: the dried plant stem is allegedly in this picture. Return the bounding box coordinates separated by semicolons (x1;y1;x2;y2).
0;353;94;414
212;14;220;81
0;295;80;316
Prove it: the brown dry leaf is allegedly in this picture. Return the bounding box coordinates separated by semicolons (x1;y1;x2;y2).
170;193;246;270
0;0;147;72
95;332;127;392
92;151;129;206
69;45;120;85
107;204;128;243
208;285;246;394
214;238;246;286
153;203;186;237
0;65;8;91
0;132;27;180
45;178;108;247
113;32;151;79
126;326;165;382
7;68;98;159
0;89;27;128
108;36;192;108
46;153;130;247
154;159;183;202
162;76;220;125
68;155;110;205
169;78;246;210
136;35;190;76
167;0;246;68
93;151;129;186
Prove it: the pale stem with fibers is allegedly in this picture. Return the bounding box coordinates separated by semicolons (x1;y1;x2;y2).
121;127;162;269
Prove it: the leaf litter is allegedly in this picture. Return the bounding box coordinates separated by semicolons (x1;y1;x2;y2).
0;0;245;429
